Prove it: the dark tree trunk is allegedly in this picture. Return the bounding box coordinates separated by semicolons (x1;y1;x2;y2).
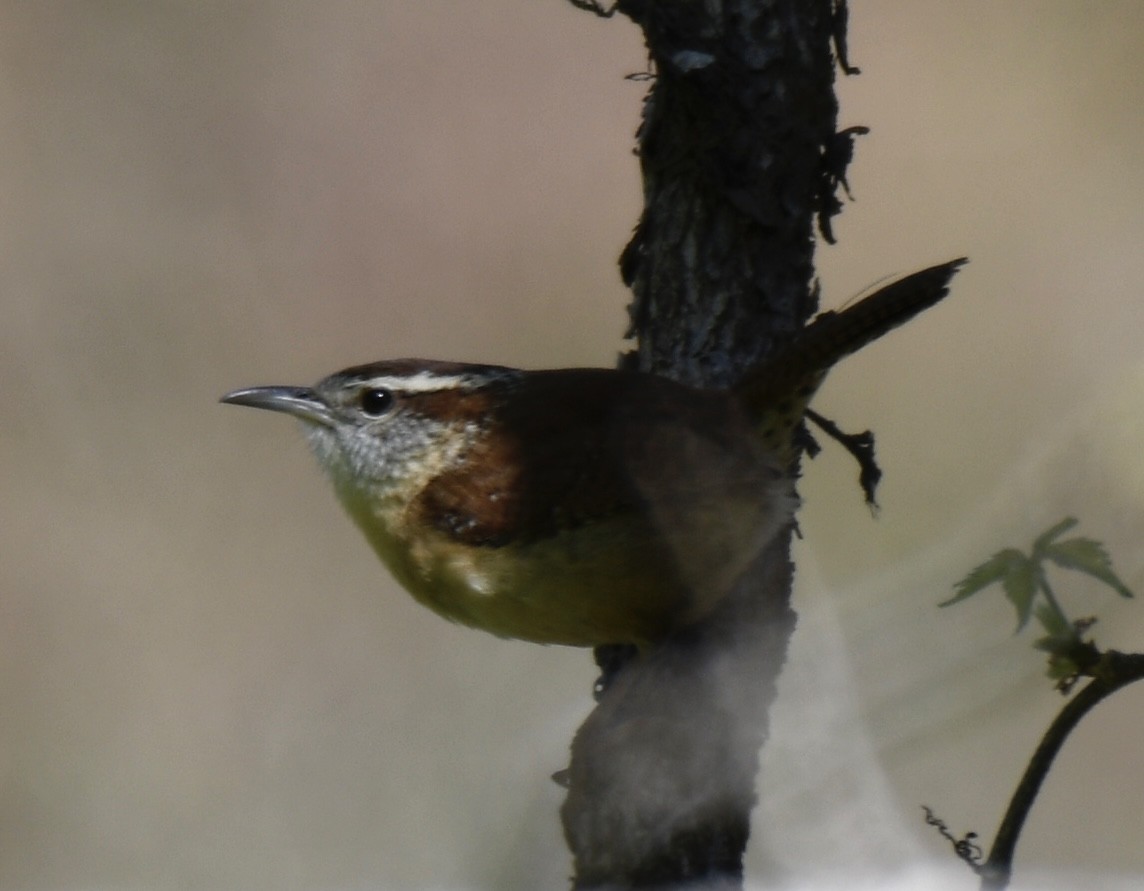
561;2;847;887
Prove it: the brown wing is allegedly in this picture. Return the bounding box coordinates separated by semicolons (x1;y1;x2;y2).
614;378;794;615
412;369;656;548
412;369;792;613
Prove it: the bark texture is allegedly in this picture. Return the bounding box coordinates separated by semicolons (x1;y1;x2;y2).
562;1;847;887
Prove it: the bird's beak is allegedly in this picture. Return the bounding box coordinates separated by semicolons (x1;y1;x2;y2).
220;386;336;428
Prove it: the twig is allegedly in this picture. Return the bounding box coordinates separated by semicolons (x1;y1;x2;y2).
805;408;882;506
978;651;1144;890
566;0;619;17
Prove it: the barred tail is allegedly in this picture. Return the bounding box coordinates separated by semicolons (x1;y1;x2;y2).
734;258;966;451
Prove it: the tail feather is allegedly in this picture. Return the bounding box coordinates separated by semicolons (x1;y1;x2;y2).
734;258;966;449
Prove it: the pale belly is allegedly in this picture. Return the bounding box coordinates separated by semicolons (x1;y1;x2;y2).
339;480;786;647
390;519;692;647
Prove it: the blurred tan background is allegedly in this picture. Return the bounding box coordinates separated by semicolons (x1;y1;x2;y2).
2;2;1143;889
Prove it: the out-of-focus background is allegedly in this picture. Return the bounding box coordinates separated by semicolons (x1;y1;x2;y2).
2;2;1142;889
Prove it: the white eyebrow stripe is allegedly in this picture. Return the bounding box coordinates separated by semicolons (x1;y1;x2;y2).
362;372;480;393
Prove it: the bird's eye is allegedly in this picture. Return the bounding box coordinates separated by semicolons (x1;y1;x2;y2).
358;388;394;417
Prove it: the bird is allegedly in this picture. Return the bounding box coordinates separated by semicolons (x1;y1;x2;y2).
221;258;965;648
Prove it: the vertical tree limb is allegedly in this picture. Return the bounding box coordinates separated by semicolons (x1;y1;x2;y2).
562;1;848;887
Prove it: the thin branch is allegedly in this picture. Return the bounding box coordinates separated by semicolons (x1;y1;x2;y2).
805;408;881;506
830;0;860;75
922;806;983;869
978;650;1144;890
566;0;619;17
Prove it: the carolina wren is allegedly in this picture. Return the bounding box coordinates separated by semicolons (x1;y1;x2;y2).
222;259;964;647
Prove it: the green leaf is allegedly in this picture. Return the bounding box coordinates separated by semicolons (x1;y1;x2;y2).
1031;517;1079;555
1045;655;1079;681
942;548;1039;631
1033;601;1073;638
1042;537;1135;599
1031;603;1082;653
1002;558;1038;631
941;548;1027;607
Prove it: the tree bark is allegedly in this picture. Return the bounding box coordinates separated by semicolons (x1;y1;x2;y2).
562;1;846;887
